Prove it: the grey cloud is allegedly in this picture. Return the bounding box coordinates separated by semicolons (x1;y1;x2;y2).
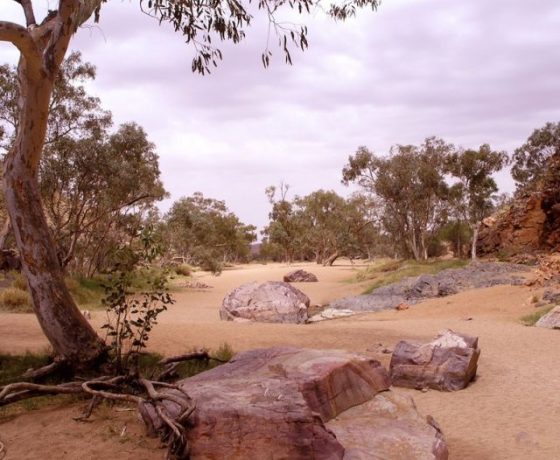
1;0;559;231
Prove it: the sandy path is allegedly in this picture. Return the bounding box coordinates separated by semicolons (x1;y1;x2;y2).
1;261;559;459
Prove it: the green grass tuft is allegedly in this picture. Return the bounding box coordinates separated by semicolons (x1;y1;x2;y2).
0;352;53;386
520;305;555;326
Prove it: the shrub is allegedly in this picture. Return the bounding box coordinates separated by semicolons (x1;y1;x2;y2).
174;264;192;277
0;287;32;312
10;272;28;291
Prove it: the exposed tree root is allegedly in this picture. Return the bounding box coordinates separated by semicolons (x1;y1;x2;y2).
0;350;229;459
0;439;5;460
22;358;66;380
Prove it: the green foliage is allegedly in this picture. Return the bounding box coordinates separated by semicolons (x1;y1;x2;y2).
101;226;174;374
133;0;380;74
262;186;379;263
512;122;560;192
164;192;256;273
438;221;472;258
359;259;469;294
342;138;452;261
0;287;32;312
0;352;51;386
0;52;167;277
520;305;555;326
65;276;105;307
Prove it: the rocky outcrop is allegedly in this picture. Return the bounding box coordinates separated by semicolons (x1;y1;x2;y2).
283;269;319;282
477;152;560;256
140;348;448;459
477;194;547;255
220;281;310;323
390;330;480;391
330;262;528;313
536;306;560;329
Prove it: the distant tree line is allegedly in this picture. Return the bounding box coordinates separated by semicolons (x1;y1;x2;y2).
1;53;558;274
263;123;559;263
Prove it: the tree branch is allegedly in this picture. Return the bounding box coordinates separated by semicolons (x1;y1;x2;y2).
13;0;37;28
0;21;39;62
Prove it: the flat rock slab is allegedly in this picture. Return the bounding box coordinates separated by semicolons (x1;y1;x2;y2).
390;330;480;391
328;392;448;460
140;348;448;459
284;269;319;282
536;306;560;329
220;281;310;323
331;262;529;313
307;308;356;323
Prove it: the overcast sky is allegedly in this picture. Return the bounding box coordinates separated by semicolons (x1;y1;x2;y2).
1;0;559;232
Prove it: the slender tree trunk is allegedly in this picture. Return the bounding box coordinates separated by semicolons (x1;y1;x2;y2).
0;218;11;250
323;251;339;266
3;47;105;368
471;223;480;261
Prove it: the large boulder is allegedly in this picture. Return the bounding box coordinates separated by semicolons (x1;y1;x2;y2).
220;281;310;323
327;392;448;460
140;348;448;459
390;330;480;391
283;269;319;282
536;306;560;329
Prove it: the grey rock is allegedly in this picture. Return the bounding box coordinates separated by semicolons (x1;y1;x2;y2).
283;269;319;282
536;306;560;329
330;262;529;313
220;281;310;323
307;308;355;322
543;290;560;304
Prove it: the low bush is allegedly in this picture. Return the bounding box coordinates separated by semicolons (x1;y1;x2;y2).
0;287;32;313
174;264;192;277
10;272;28;291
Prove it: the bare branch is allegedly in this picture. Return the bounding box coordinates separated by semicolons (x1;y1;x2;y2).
13;0;37;27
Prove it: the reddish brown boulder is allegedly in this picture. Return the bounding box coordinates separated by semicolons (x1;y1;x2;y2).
390;330;480;391
283;269;319;282
140;348;448;459
328;392;449;460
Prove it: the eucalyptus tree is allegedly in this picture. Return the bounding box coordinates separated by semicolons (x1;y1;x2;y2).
0;0;380;368
164;192;256;272
445;144;507;259
0;54;166;274
511;122;560;192
41;122;167;274
342;138;451;260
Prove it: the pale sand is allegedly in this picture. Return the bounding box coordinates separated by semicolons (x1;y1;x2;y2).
1;261;559;459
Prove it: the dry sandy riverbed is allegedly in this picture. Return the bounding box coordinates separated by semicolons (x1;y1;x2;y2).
1;261;559;459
